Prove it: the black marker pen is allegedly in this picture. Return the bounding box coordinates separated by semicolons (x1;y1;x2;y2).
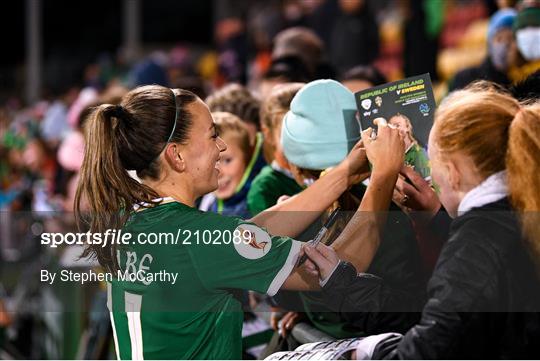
297;207;341;266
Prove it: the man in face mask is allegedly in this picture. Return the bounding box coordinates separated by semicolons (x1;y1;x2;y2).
449;8;517;91
509;3;540;82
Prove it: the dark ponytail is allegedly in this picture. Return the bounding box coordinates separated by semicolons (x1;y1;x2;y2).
74;85;197;271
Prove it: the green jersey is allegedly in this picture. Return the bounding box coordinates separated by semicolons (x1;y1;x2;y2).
247;164;303;216
108;198;301;359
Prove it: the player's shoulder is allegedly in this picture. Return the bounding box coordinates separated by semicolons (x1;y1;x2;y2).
139;200;270;235
126;201;225;228
182;203;252;232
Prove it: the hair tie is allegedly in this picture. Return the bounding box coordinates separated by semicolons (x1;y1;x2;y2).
106;104;129;121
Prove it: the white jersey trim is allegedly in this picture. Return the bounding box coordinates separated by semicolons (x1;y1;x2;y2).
107;283;121;361
125;292;144;360
266;240;302;297
133;196;178;212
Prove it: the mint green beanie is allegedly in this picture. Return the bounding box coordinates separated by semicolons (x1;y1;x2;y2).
281;79;360;170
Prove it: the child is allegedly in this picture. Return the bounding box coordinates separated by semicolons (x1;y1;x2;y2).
274;79;424;339
205;83;267;210
247;83;305;215
199;112;257;218
304;85;540;359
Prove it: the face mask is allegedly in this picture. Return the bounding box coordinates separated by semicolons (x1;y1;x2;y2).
516;28;540;61
490;42;510;70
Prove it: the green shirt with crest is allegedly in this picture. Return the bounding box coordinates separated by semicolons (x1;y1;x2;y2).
108;198;301;359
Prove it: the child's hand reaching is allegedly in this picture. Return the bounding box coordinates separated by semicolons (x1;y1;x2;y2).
394;165;441;224
338;140;371;186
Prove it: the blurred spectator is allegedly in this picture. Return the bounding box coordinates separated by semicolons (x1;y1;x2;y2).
272;26;323;65
339;64;388;93
404;0;444;80
510;68;540;100
485;0;519;14
40;87;79;147
449;8;517;91
167;46;209;98
246;2;284;87
1;103;45;190
23;138;59;211
128;52;170;87
272;26;335;79
98;83;130;106
206;83;261;143
214;0;250;85
328;0;380;75
66;87;99;128
57;131;84;175
263;55;312;83
171;75;208;100
508;1;540;82
258;55;311;99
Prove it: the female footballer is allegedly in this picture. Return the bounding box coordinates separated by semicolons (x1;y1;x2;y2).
74;85;404;359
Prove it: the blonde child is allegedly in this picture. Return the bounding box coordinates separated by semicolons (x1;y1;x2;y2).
199;112;256;218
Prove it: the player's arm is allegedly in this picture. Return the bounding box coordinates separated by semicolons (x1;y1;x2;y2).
282;122;405;290
249;140;370;238
281;172;400;291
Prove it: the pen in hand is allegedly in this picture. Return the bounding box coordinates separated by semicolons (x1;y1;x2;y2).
296;207;341;267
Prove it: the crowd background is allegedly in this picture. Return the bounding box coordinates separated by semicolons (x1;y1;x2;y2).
1;0;540;359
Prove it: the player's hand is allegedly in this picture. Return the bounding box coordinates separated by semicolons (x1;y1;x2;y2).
361;118;405;177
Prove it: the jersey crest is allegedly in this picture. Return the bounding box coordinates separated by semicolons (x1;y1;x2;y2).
233;224;272;259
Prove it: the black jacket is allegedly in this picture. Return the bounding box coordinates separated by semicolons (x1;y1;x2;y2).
317;208;453;335
325;198;540;359
320;261;424;335
449;57;511;92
